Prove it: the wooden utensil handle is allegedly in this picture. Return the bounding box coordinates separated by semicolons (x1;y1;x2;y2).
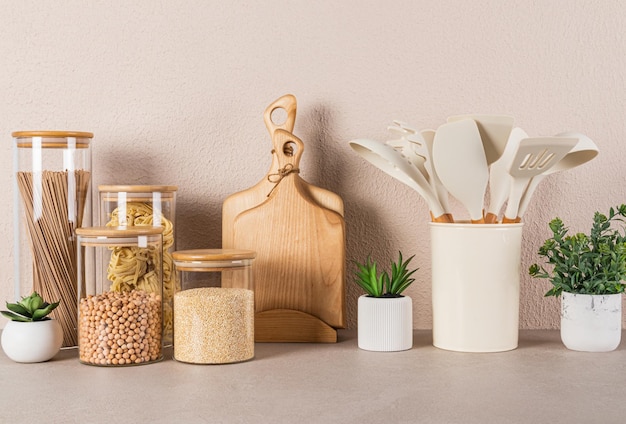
484;212;498;223
431;212;454;223
264;94;297;135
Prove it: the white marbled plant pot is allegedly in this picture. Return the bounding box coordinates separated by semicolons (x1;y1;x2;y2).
561;292;622;352
357;294;413;352
1;319;63;363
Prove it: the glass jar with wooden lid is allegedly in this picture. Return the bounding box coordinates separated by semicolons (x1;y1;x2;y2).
12;131;93;348
98;185;177;345
76;226;164;366
172;249;256;364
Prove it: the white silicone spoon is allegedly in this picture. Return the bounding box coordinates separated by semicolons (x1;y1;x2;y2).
515;132;598;220
432;119;488;223
349;138;451;222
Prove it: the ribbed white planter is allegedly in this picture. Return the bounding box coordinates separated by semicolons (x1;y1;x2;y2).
357;294;413;352
561;292;622;352
1;319;63;363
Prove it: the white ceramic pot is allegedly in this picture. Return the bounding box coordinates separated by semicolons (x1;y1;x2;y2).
357;294;412;352
561;292;622;352
430;222;523;352
1;319;63;363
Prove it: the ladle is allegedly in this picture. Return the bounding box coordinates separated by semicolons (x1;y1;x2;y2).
349;138;450;222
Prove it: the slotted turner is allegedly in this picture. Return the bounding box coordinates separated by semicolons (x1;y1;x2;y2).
515;132;598;220
502;137;578;223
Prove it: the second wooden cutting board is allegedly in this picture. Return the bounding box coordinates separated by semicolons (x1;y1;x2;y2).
222;94;343;250
231;129;345;335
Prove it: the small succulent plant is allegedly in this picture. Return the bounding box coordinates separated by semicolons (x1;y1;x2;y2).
354;251;418;297
1;292;60;322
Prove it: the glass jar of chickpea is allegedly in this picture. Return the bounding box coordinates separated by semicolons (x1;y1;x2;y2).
76;226;164;366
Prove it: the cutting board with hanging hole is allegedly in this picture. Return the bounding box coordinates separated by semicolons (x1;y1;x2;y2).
229;128;345;342
222;94;343;250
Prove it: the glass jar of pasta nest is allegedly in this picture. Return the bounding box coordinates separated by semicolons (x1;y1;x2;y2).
76;226;164;366
172;249;256;364
12;131;93;348
98;185;177;345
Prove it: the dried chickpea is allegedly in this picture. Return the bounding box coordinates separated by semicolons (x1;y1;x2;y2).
79;290;162;366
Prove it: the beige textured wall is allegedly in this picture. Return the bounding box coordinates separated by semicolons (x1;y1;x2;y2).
1;1;624;330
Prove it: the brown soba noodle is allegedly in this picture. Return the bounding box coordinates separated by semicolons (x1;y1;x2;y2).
17;170;90;347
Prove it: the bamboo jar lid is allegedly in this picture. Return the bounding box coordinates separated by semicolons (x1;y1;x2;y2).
76;226;164;238
172;249;256;272
99;185;178;193
173;249;256;262
13;131;93;148
12;130;94;138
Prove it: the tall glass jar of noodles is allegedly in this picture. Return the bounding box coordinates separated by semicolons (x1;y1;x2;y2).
76;226;164;366
98;185;177;345
12;131;93;348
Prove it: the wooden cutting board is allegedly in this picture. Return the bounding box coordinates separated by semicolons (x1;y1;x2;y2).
231;129;345;341
222;94;343;250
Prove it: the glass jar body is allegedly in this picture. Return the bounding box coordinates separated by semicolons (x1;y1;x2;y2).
77;226;164;366
13;131;93;348
99;185;177;345
172;249;255;364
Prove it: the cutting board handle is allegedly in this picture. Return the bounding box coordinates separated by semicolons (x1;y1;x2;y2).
273;128;304;169
264;94;297;135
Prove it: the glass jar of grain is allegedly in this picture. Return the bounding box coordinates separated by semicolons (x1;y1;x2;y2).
76;226;164;366
12;131;93;348
98;185;178;345
172;249;256;364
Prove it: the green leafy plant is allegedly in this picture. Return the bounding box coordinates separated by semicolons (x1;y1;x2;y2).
529;205;626;297
1;292;60;322
353;251;418;297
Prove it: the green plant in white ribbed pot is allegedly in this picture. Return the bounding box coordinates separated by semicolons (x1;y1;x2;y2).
1;292;63;362
354;252;417;352
529;205;626;352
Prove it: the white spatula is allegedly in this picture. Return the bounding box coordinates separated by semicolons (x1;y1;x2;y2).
432;119;488;223
447;114;514;165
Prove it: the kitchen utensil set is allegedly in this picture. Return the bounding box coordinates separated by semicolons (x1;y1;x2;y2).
351;115;595;224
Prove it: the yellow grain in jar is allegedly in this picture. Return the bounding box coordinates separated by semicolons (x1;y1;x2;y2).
174;287;254;364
